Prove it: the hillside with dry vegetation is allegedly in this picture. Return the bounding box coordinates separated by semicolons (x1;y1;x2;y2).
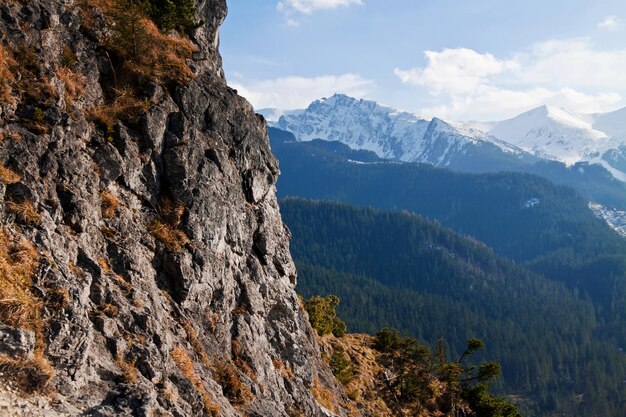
303;295;522;417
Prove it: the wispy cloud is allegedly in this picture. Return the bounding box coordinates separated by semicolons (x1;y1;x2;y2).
277;0;363;14
396;39;626;120
230;74;374;110
599;15;620;30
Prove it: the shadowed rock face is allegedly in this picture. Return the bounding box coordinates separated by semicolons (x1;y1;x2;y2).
0;1;347;415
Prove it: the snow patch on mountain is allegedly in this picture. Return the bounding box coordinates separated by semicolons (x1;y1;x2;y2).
268;94;626;182
589;202;626;237
591;107;626;140
489;106;611;165
273;94;529;168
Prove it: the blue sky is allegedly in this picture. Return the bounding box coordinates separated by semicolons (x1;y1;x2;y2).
220;0;626;121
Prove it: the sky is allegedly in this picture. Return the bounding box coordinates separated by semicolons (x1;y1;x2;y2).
220;0;626;121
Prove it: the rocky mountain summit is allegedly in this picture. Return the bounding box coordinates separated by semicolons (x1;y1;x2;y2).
272;94;539;172
0;0;352;415
271;94;626;210
271;94;626;180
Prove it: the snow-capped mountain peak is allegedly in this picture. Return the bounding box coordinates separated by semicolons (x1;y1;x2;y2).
267;94;626;181
488;105;610;165
272;94;534;170
275;94;429;160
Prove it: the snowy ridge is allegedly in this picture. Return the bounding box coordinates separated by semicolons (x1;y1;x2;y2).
489;106;612;165
269;94;626;181
273;94;530;168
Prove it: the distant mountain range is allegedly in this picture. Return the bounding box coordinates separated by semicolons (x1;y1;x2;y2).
261;95;626;207
267;112;626;417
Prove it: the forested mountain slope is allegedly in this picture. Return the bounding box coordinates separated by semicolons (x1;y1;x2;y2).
271;130;626;332
281;198;626;417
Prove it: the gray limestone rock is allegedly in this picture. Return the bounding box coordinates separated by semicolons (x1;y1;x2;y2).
0;325;36;360
0;0;351;416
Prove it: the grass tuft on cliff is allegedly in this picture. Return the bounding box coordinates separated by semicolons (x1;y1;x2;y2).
0;228;53;393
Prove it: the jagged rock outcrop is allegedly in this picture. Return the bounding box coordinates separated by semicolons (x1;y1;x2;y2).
0;0;352;415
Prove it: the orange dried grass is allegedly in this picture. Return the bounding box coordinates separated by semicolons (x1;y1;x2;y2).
0;165;20;184
0;44;15;105
7;200;41;225
101;189;120;219
57;67;87;106
171;346;221;416
148;219;189;253
0;228;52;393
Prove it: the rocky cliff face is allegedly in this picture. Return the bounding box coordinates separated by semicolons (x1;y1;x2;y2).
0;1;349;415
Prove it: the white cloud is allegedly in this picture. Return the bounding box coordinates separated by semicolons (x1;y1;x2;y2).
599;15;620;30
230;74;374;110
277;0;363;14
419;87;621;121
514;38;626;91
396;40;626;120
394;48;518;95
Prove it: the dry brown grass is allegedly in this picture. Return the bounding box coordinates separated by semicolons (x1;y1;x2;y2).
57;67;86;107
1;44;56;125
159;195;185;228
114;273;132;294
77;0;111;28
67;262;84;277
11;46;57;110
79;0;195;132
122;18;195;85
206;310;219;333
116;355;138;384
231;340;256;381
213;359;253;406
0;131;22;142
0;229;41;330
180;319;212;369
100;226;117;239
318;333;445;417
0;353;54;393
89;87;150;129
101;189;120;219
0;44;15;105
98;257;131;294
273;358;295;380
45;287;70;310
7;200;41;225
148;219;189;253
0;228;53;393
0;165;20;184
98;303;119;318
312;376;337;413
171;346;221;417
97;257;111;274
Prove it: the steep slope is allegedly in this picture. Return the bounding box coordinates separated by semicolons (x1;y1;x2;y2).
590;107;626;140
282;199;626;417
0;1;349;416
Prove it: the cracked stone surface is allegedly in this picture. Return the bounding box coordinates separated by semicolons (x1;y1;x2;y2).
0;0;351;415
